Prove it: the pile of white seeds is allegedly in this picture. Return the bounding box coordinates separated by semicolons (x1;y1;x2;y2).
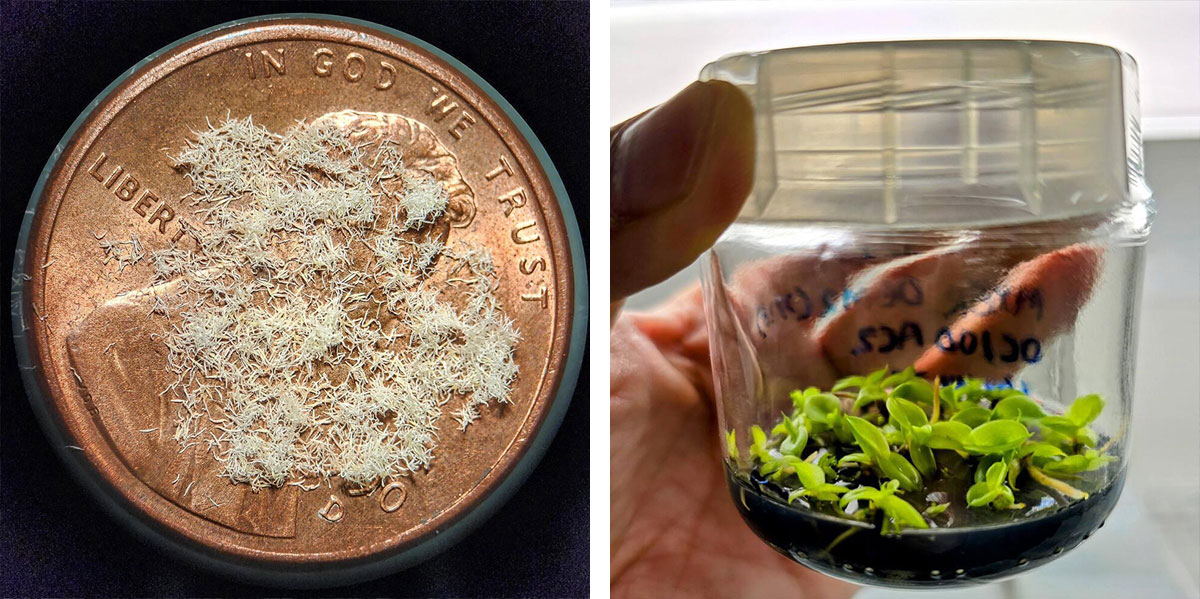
153;113;519;491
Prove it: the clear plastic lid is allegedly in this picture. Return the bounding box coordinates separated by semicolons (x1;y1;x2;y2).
700;40;1153;229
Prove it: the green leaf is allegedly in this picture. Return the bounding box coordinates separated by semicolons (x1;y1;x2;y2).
891;379;934;405
846;417;922;491
954;379;987;405
751;424;766;446
951;406;993;429
812;483;850;500
911;444;937;478
975;455;1001;483
789;389;807;410
1040;430;1074;450
1039;454;1088;473
866;366;890;386
772;419;789;438
966;481;1002;507
912;424;933;445
993;395;1047;421
1040;415;1080;436
832;416;855;444
882;367;917;389
923;502;950;517
768;455;813;482
1020;442;1067;459
779;414;808;457
832;375;867;392
884;453;923;492
882;423;905;446
1086;448;1114;467
749;424;770;461
883;398;936;477
805;393;842;425
963;420;1030;455
763;377;1111;520
938;383;958;412
789;484;848;504
853;387;887;412
1077;427;1099;448
1007;458;1022;489
877;494;930;530
838;452;872;467
817;451;839;479
994;484;1016;509
793;460;827;488
928;421;972;451
726;429;739;460
1040;449;1114;474
887;396;930;430
846;416;891;461
838;480;927;531
760;454;800;477
984;460;1008;489
840;485;880;508
1067;394;1104;427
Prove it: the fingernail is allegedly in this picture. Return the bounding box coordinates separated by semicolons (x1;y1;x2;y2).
611;81;723;219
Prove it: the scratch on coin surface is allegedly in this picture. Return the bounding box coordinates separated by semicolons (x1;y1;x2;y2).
103;341;117;354
171;472;182;486
139;427;158;433
65;445;83;451
183;480;196;496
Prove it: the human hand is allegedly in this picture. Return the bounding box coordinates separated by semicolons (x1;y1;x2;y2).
609;81;856;598
609;81;1102;598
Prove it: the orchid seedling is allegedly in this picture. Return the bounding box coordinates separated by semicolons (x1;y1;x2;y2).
735;370;1115;531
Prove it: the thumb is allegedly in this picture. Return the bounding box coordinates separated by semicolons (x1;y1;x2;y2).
610;80;754;303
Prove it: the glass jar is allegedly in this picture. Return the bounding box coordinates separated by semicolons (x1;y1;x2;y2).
699;41;1154;588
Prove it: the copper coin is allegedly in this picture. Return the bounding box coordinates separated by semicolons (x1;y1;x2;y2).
12;15;586;586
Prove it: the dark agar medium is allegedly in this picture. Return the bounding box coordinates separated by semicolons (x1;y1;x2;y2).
726;463;1123;587
11;15;586;587
722;370;1126;588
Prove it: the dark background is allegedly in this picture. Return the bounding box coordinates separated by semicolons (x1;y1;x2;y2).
0;1;589;597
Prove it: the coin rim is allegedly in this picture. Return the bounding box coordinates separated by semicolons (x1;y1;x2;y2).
10;13;587;587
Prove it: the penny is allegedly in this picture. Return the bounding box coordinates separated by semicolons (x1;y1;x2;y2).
12;15;584;586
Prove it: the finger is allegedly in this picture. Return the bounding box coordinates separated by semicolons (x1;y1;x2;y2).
709;250;878;404
816;244;1027;375
625;285;713;395
629;284;706;352
610;80;754;302
817;213;1106;377
914;243;1103;380
816;248;968;375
